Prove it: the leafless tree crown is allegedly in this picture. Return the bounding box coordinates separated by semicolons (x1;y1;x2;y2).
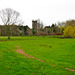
0;8;23;25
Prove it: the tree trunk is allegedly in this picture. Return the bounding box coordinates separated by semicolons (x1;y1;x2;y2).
8;36;10;39
7;25;10;39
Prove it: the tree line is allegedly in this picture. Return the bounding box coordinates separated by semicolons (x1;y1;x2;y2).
0;8;75;39
0;25;29;36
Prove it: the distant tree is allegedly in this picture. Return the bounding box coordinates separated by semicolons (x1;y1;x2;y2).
32;30;35;35
58;22;66;27
51;24;55;28
46;26;51;35
0;8;23;39
10;25;20;36
18;25;28;35
23;26;28;35
60;26;65;33
63;26;75;37
63;20;75;37
51;24;56;33
54;26;60;33
65;20;75;27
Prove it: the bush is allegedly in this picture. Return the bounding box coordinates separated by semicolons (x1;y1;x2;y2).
60;26;65;33
63;26;75;37
55;33;63;35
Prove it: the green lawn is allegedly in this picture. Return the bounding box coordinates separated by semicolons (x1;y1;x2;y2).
0;36;75;75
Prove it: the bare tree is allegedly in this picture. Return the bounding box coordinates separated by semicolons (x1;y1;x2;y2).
0;8;24;39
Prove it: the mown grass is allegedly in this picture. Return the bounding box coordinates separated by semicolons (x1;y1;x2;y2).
0;36;75;75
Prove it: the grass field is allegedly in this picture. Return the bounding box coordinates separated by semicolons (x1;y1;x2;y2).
0;36;75;75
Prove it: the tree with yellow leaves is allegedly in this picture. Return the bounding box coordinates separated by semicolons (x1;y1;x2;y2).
64;26;75;37
60;26;65;33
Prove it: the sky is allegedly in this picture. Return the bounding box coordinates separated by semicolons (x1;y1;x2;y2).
0;0;75;28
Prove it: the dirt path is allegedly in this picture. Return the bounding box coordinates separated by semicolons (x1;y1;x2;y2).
15;45;45;62
65;68;75;72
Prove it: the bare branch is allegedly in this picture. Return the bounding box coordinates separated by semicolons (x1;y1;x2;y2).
0;8;23;25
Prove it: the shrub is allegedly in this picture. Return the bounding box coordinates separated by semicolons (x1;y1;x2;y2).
63;26;75;37
60;26;65;33
56;33;63;35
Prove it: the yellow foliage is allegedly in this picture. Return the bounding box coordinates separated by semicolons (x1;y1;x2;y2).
60;26;65;33
63;26;75;37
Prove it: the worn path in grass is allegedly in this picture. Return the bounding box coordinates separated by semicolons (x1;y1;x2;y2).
15;45;45;62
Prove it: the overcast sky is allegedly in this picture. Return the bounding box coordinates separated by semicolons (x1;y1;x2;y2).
0;0;75;28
